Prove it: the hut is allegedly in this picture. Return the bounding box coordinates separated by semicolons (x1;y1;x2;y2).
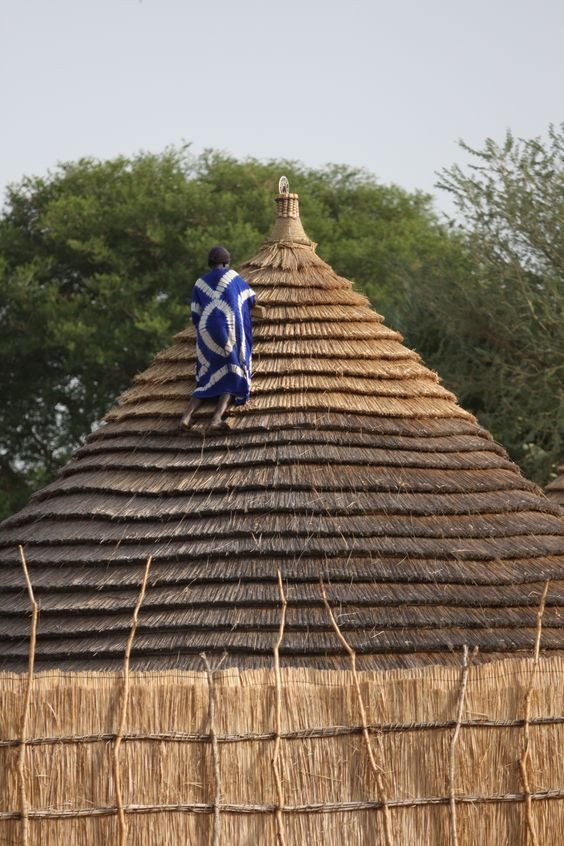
1;181;563;844
546;463;564;510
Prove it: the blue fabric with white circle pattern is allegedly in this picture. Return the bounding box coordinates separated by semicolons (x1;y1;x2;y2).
190;267;256;404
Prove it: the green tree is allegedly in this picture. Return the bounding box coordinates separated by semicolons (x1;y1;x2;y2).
1;149;195;516
396;125;564;484
0;149;462;518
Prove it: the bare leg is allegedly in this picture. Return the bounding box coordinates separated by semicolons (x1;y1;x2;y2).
210;393;232;428
180;396;203;429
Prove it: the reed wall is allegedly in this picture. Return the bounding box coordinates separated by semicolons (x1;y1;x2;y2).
1;656;563;845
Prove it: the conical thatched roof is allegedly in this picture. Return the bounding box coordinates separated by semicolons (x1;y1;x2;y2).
546;463;564;509
1;185;564;672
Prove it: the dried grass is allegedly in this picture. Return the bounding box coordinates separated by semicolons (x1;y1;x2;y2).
1;655;563;844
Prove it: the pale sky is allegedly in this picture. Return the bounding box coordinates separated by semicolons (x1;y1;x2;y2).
1;0;562;213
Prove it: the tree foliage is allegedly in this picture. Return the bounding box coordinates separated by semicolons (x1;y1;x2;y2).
0;149;459;518
395;125;564;484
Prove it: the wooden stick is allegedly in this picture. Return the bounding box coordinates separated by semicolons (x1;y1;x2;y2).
272;569;288;846
449;645;477;846
201;653;222;846
320;578;393;846
17;546;38;846
519;580;549;846
114;555;152;846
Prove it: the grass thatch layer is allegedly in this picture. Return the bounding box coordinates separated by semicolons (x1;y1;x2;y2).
1;194;564;673
1;658;563;844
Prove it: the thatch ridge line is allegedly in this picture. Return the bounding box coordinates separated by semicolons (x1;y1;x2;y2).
174;323;401;342
90;411;488;436
104;398;473;422
2;653;562;683
53;447;518;477
114;379;458;406
3;648;564;672
7;493;558;528
25;466;535;504
135;360;431;385
2;556;562;592
173;320;399;339
116;380;457;407
4;607;564;641
162;340;415;359
0;549;554;566
5;533;561;563
152;350;421;368
132;362;438;386
245;306;387;322
69;443;514;469
3;524;563;558
78;432;499;454
4;515;563;547
72;433;506;459
5;626;562;663
2;578;563;613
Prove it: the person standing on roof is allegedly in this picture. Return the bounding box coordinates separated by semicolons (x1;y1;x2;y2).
181;245;257;430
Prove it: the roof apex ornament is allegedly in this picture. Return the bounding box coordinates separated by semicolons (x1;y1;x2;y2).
269;179;311;244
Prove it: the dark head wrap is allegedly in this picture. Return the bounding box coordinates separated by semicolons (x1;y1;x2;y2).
208;245;231;267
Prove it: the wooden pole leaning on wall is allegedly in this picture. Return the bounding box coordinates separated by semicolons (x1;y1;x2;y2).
319;578;393;846
449;645;478;846
272;569;288;846
200;652;223;846
114;555;153;846
17;546;38;846
519;580;550;846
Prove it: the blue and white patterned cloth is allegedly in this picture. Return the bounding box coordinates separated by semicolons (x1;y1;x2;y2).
191;267;256;404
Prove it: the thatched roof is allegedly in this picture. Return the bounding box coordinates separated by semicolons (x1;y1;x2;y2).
546;463;564;509
1;186;564;672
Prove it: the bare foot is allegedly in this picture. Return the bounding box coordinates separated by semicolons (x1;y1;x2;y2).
180;396;203;430
209;418;230;431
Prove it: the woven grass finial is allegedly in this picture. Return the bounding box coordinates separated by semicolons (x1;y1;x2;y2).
269;176;311;243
